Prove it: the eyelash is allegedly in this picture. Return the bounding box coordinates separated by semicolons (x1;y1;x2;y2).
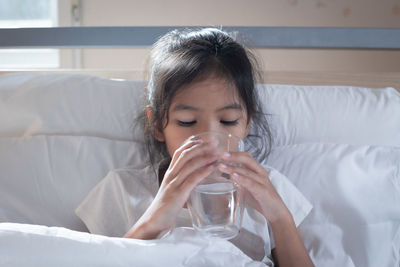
178;120;196;127
177;120;238;127
221;120;239;126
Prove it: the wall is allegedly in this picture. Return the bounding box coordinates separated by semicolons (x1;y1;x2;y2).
59;0;400;72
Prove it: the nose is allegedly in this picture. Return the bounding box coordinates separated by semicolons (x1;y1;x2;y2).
198;121;222;134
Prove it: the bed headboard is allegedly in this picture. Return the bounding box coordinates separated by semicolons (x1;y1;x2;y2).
1;26;400;49
0;26;399;91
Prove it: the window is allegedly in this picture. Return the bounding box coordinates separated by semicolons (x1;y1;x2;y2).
0;0;59;68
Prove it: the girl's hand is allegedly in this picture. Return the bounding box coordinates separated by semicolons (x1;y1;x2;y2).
219;152;315;267
124;139;218;239
218;152;291;224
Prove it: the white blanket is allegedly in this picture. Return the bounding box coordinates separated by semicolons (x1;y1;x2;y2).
0;223;266;267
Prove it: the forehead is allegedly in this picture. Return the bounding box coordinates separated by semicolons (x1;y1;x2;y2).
171;77;241;106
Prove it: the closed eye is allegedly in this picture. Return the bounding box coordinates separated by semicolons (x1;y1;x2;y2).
220;120;238;126
178;120;196;127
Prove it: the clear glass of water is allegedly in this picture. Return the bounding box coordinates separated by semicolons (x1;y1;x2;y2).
186;132;244;240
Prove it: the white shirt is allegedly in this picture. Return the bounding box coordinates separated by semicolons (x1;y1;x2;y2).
75;162;312;265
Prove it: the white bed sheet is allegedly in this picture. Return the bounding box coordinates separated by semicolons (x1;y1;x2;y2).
0;223;266;267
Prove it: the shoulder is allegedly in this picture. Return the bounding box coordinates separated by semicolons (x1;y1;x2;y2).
101;164;159;196
259;162;294;187
75;164;158;236
260;162;313;227
107;163;154;178
259;162;288;185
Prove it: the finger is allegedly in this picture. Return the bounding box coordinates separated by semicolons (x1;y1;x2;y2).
166;141;218;182
172;152;220;186
230;168;282;204
179;164;215;195
222;151;267;176
217;160;273;199
169;139;203;169
218;162;269;187
230;172;266;201
172;141;217;174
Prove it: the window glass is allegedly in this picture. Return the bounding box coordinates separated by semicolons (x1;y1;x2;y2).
0;0;59;68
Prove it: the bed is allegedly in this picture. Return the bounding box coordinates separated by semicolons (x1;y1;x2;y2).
0;26;399;267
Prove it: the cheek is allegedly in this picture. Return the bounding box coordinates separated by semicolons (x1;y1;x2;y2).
231;120;250;139
166;144;176;157
164;134;188;157
163;134;177;156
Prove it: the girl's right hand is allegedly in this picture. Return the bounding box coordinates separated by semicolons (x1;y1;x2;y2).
124;139;219;239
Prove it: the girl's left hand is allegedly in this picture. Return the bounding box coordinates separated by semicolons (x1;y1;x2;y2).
218;152;291;224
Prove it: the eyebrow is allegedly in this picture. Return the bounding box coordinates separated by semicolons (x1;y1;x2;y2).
216;103;243;112
172;103;243;112
172;104;199;112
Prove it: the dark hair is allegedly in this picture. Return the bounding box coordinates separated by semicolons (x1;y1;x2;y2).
142;28;272;166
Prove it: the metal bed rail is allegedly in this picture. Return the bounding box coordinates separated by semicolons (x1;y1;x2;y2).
0;26;400;49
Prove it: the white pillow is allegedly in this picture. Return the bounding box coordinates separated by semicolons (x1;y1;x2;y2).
265;143;400;267
0;73;146;142
3;73;398;147
0;135;146;231
259;84;400;147
0;73;151;231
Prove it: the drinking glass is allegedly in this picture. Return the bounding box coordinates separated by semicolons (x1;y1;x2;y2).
186;131;244;239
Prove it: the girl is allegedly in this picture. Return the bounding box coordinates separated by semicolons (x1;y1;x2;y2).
76;28;314;267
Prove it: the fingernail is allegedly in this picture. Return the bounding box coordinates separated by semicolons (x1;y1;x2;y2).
220;163;228;169
223;152;231;158
233;172;240;178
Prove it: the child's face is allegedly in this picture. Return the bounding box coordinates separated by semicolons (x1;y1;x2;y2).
157;76;250;157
